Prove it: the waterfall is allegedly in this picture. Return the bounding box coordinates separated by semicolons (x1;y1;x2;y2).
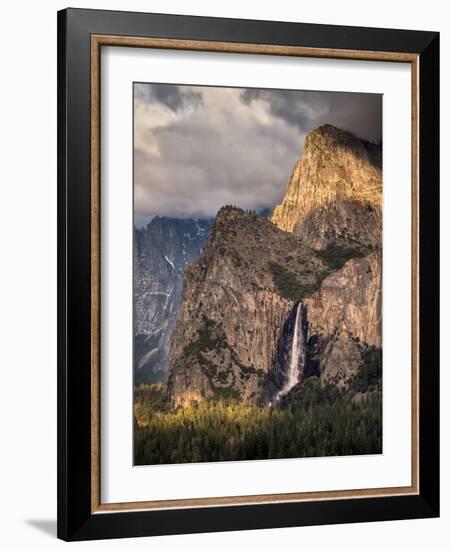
275;302;305;401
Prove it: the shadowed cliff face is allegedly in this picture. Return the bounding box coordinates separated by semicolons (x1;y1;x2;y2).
166;125;382;405
134;217;212;384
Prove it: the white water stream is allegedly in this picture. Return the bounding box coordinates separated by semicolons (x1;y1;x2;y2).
275;302;305;401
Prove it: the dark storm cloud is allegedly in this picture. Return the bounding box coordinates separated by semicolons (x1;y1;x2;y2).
241;88;382;143
134;83;202;112
134;84;382;225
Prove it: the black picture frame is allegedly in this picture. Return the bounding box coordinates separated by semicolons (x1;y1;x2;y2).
57;7;439;541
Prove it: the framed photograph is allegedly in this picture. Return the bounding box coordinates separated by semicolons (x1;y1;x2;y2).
57;8;439;541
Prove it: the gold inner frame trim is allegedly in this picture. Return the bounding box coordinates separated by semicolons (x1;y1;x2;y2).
90;34;420;514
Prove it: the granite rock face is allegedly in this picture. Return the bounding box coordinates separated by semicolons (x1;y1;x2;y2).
303;250;382;387
134;217;212;384
166;207;329;405
272;124;382;250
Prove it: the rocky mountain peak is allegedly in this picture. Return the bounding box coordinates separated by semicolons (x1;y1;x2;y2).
271;125;382;249
305;123;363;147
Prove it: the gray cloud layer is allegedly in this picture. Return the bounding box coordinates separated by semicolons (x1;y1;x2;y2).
135;83;203;112
241;88;382;143
134;83;381;226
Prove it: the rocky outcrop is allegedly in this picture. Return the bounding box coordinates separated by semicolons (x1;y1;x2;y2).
265;249;381;397
303;249;381;387
134;217;212;384
272;125;382;250
166;207;329;405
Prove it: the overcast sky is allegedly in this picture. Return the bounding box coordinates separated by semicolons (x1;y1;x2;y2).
134;83;382;227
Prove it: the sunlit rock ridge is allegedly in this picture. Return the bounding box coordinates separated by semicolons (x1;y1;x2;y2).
272;124;382;250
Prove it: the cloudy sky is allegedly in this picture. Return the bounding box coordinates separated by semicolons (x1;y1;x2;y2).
134;83;382;227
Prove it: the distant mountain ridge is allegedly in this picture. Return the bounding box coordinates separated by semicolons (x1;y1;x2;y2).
134;216;212;384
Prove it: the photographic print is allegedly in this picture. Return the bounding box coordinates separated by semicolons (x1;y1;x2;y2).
133;83;383;466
